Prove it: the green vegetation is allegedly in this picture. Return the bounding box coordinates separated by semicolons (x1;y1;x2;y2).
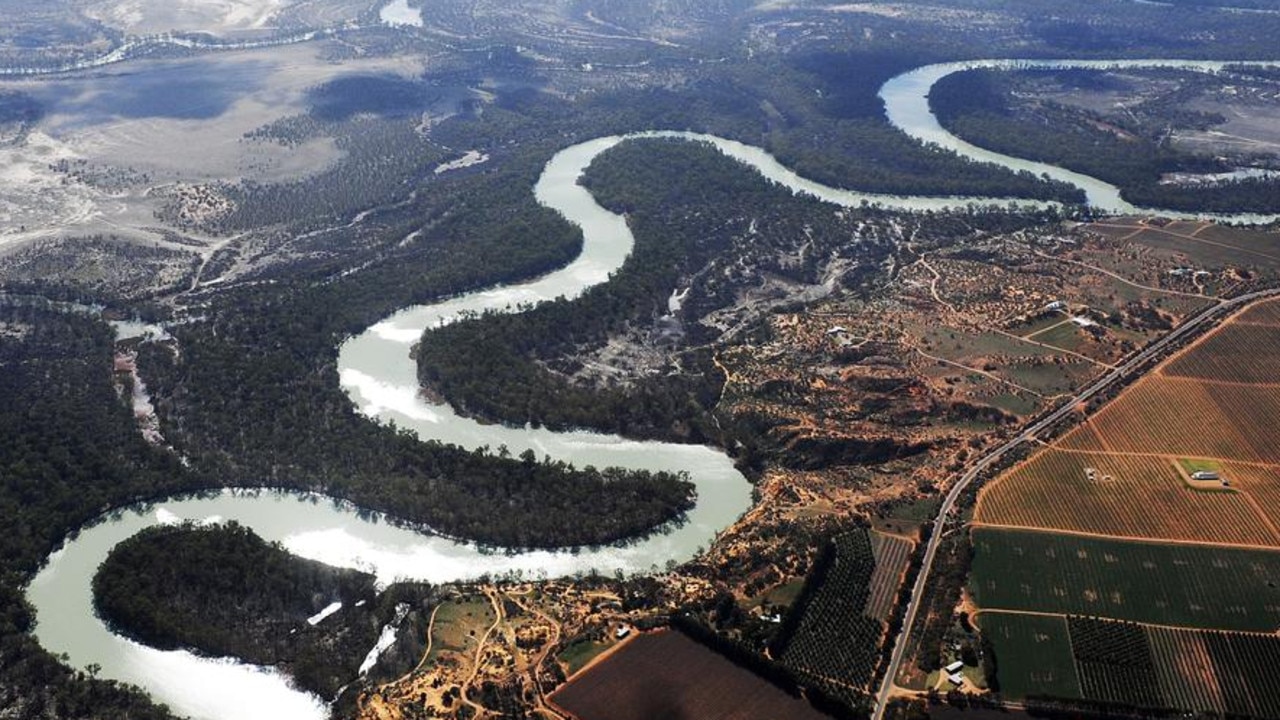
984;614;1280;717
970;528;1280;631
1203;631;1280;717
979;612;1081;701
1177;458;1222;475
93;522;396;699
0;300;185;718
774;528;885;695
427;597;495;663
136;144;697;550
415;138;782;443
559;639;611;676
1068;617;1162;708
930;68;1280;214
417;136;1060;461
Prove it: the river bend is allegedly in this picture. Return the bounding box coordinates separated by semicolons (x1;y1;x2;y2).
25;60;1280;720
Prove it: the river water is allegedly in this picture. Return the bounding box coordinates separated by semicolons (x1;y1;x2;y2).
24;61;1280;720
879;58;1280;224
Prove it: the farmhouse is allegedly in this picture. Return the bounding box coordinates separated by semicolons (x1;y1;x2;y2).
947;672;965;686
945;660;965;674
1192;470;1220;481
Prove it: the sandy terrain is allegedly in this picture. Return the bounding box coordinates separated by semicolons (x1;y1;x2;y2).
0;43;427;251
80;0;295;35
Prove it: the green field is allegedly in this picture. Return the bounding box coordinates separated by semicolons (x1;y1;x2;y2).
1029;322;1087;353
983;613;1280;715
560;639;611;676
970;528;1280;631
779;529;885;689
978;612;1081;701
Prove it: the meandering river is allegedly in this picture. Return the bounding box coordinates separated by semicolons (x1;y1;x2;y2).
24;60;1280;720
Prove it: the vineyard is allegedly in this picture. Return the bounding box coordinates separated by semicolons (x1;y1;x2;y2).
969;528;1280;632
976;450;1278;546
1148;626;1226;713
866;532;913;621
1056;423;1107;452
1222;462;1280;530
1200;630;1280;717
983;615;1280;716
1163;322;1280;385
779;529;886;691
1068;617;1162;708
1232;298;1280;326
977;612;1081;701
971;298;1280;718
1072;376;1280;463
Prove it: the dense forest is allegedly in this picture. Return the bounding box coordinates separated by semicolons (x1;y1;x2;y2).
0;300;184;718
414;138;827;443
929;68;1280;214
93;522;394;701
136;140;696;550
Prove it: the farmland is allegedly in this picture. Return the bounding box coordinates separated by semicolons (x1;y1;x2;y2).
549;630;832;720
1068;617;1162;708
966;296;1280;715
1063;376;1280;464
975;612;1081;701
779;529;887;692
969;528;1280;632
867;533;914;622
976;450;1277;546
1164;320;1280;384
982;612;1280;714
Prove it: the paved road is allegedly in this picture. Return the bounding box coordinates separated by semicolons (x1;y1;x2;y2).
870;288;1280;720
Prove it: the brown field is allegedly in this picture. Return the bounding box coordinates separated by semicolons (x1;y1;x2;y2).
866;532;913;621
976;450;1278;546
1056;423;1109;452
1074;376;1280;464
550;630;832;720
1217;463;1280;533
1163;321;1280;384
1233;299;1280;326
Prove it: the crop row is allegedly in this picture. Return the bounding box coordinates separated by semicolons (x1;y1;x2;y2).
984;612;1280;717
1081;376;1280;463
969;528;1280;632
865;532;913;621
780;529;885;689
1230;298;1280;327
977;449;1277;546
1164;321;1280;385
1068;616;1162;707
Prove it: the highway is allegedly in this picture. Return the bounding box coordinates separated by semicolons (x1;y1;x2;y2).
871;287;1280;720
